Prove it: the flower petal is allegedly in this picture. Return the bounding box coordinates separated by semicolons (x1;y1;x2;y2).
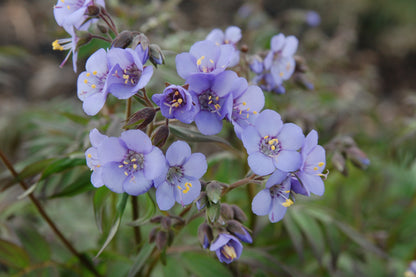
89;128;107;147
156;181;176;210
123;170;152;196
135;66;153;90
298;172;325;196
212;70;237;97
143;147;166;180
86;48;108;75
166;141;191;166
187;74;212;94
251;189;272;216
195;111;223;135
273;150;301;172
248;152;275;176
183;153;207;179
268;198;287;223
278;123;305;150
175;177;201;206
265;169;289;188
82;92;108;116
102;162;126;193
98;137;126;164
242;126;261;154
176;53;197;79
255;110;283;137
120;129;152;154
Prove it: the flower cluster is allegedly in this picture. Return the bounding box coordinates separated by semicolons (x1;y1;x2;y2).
250;33;298;94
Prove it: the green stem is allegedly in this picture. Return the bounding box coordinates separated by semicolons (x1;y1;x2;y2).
0;150;101;277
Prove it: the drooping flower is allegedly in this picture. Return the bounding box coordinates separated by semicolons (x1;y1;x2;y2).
176;40;235;80
206;26;242;67
85;128;108;188
52;28;79;72
252;170;293;223
210;233;243;264
241;109;305;176
187;70;238;135
291;130;326;196
226;220;253;243
228;77;264;139
77;48;109;115
53;0;105;34
106;47;154;99
154;141;207;210
405;261;416;277
152;85;198;124
86;129;166;195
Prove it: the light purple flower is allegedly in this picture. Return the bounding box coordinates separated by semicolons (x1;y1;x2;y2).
52;28;79;72
77;48;109;116
85;128;108;188
206;26;242;67
253;73;286;94
176;40;235;80
241;109;305;176
252;170;293;223
106;47;154;99
187;70;238;135
291;130;326;196
53;0;105;34
306;11;321;27
86;129;166;195
210;233;243;264
228;77;264;139
152;85;198;124
154;141;207;210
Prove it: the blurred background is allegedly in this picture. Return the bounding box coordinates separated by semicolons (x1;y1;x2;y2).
1;0;416;276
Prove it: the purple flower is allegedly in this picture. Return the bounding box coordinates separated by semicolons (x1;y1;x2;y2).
176;40;235;80
210;233;243;264
53;0;105;34
228;77;264;139
85;128;108;188
306;11;321;27
86;129;166;195
154;141;207;210
52;28;79;72
252;170;293;223
241;109;305;176
106;47;154;99
206;26;242;67
77;48;109;115
187;70;238;135
405;261;416;277
152;85;198;124
291;130;326;196
253;73;286;94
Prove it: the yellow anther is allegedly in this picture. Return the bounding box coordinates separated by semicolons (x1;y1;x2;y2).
123;161;129;165
253;111;258;114
52;40;64;51
208;96;212;100
133;164;138;169
208;100;213;104
268;140;274;145
60;0;64;2
172;99;177;103
91;84;96;89
118;165;123;168
247;113;249;118
271;145;276;150
215;96;219;101
83;79;88;84
92;71;97;75
284;190;290;193
209;59;214;64
177;185;182;190
264;136;269;139
174;91;179;96
185;182;192;188
196;56;205;66
239;110;242;115
123;74;129;80
215;42;220;46
67;5;70;9
221;245;237;260
246;108;250;111
87;154;92;158
131;158;137;162
124;171;128;176
224;39;230;44
318;162;324;167
178;98;183;104
313;167;318;171
279;72;284;77
242;102;247;106
281;199;294;207
96;164;100;168
86;73;91;77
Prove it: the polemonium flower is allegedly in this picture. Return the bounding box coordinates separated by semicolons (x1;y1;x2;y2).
306;11;321;27
154;141;207;210
210;233;243;264
89;129;166;195
85;128;108;188
187;70;238;135
77;48;109;115
291;130;326;196
106;47;154;99
176;40;235;80
152;85;198;124
52;28;79;72
252;170;293;223
263;34;298;85
242;109;304;176
253;72;286;94
405;261;416;277
206;26;242;67
53;0;105;33
228;77;264;139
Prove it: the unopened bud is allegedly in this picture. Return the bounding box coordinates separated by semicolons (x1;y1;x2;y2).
156;230;168;251
220;203;234;220
75;30;93;49
149;44;165;66
226;220;252;243
150;215;163;223
97;23;108;34
206;181;225;204
230;204;247;222
152;125;169;148
161;217;171;230
124;107;156;130
332;151;346;174
87;5;101;17
346;146;370;170
206;202;220;224
149;227;158;243
130;33;150;51
240;44;249;53
198;223;213;249
196;192;208;210
112;30;134;49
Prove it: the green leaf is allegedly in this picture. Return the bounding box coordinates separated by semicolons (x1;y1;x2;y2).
163;255;188;277
127;243;155;277
0;239;30;269
95;193;129;258
16;158;57;181
49;170;94;198
93;187;111;233
283;212;304;261
169;125;230;146
16;228;51;263
41;158;86;180
128;193;156;226
291;209;326;263
59;112;89;126
181;252;233;277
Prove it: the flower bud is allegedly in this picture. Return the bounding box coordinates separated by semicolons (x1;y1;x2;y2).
156;230;168;251
331;151;346;175
206;181;225;204
112;30;134;49
198;223;213;249
124;107;156;130
346;146;370;170
149;227;158;243
150;215;163;224
97;23;108;34
87;5;101;17
196;192;208;210
149;44;165;66
152;125;169;148
130;33;150;51
220;203;234;220
74;30;92;49
161;217;171;230
226;220;252;243
207;202;221;224
230;204;247;223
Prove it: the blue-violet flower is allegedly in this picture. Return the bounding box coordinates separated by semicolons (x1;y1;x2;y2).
210;233;243;264
206;26;242;67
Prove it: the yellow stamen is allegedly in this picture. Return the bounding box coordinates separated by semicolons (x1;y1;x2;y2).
239;110;242;115
84;79;88;84
118;165;123;168
279;72;284;77
196;56;205;66
96;164;100;168
131;158;137;162
271;145;276;150
242;102;247;106
177;185;182;190
318;162;324;167
86;73;91;77
215;96;219;101
313;167;318;171
92;71;97;75
221;245;237;260
208;96;212;100
123;161;129;165
281;199;294;207
91;84;96;89
264;136;269;139
246;108;250;111
52;40;64;51
174;91;179;96
284;190;290;193
133;164;138;169
178;98;183;104
67;5;70;9
208;100;213;104
253;111;258;114
209;59;214;64
124;171;128;176
87;154;92;158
